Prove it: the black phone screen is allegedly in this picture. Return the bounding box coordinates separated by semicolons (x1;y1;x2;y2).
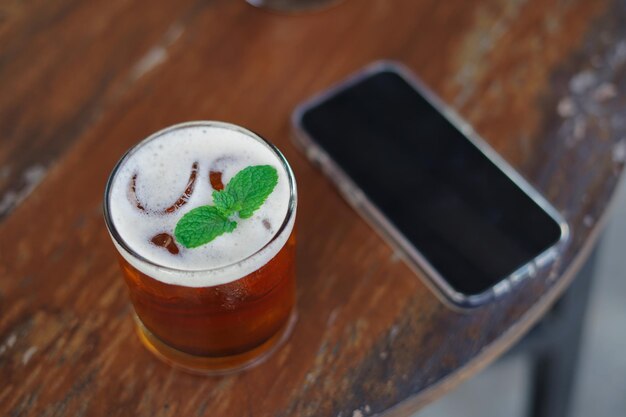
299;68;563;296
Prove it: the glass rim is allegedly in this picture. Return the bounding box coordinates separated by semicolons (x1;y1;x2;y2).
103;120;297;274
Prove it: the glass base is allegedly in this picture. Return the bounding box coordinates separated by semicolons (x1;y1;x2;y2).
133;312;297;375
246;0;344;13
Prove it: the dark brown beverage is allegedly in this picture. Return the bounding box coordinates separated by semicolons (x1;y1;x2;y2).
104;121;297;374
119;232;295;372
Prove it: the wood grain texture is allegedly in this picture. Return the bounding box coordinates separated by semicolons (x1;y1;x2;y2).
0;0;204;219
1;0;625;416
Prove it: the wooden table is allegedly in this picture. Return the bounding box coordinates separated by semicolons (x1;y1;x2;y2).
1;1;625;416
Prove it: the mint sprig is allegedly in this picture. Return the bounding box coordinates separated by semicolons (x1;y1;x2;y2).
174;206;236;248
213;165;278;218
174;165;278;249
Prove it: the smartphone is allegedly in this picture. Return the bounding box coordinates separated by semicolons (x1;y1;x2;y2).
291;61;569;308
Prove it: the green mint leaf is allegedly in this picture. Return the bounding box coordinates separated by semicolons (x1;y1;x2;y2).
174;206;237;248
222;165;278;219
173;165;279;249
212;189;239;216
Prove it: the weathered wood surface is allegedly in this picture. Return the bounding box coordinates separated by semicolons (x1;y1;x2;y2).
1;0;625;416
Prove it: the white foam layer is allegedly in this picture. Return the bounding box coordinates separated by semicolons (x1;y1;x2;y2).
107;122;295;287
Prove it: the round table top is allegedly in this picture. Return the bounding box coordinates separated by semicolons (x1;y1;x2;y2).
1;0;625;416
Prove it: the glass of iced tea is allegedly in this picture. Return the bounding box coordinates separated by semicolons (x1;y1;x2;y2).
103;121;297;374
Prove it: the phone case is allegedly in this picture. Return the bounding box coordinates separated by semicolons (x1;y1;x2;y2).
291;60;570;309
